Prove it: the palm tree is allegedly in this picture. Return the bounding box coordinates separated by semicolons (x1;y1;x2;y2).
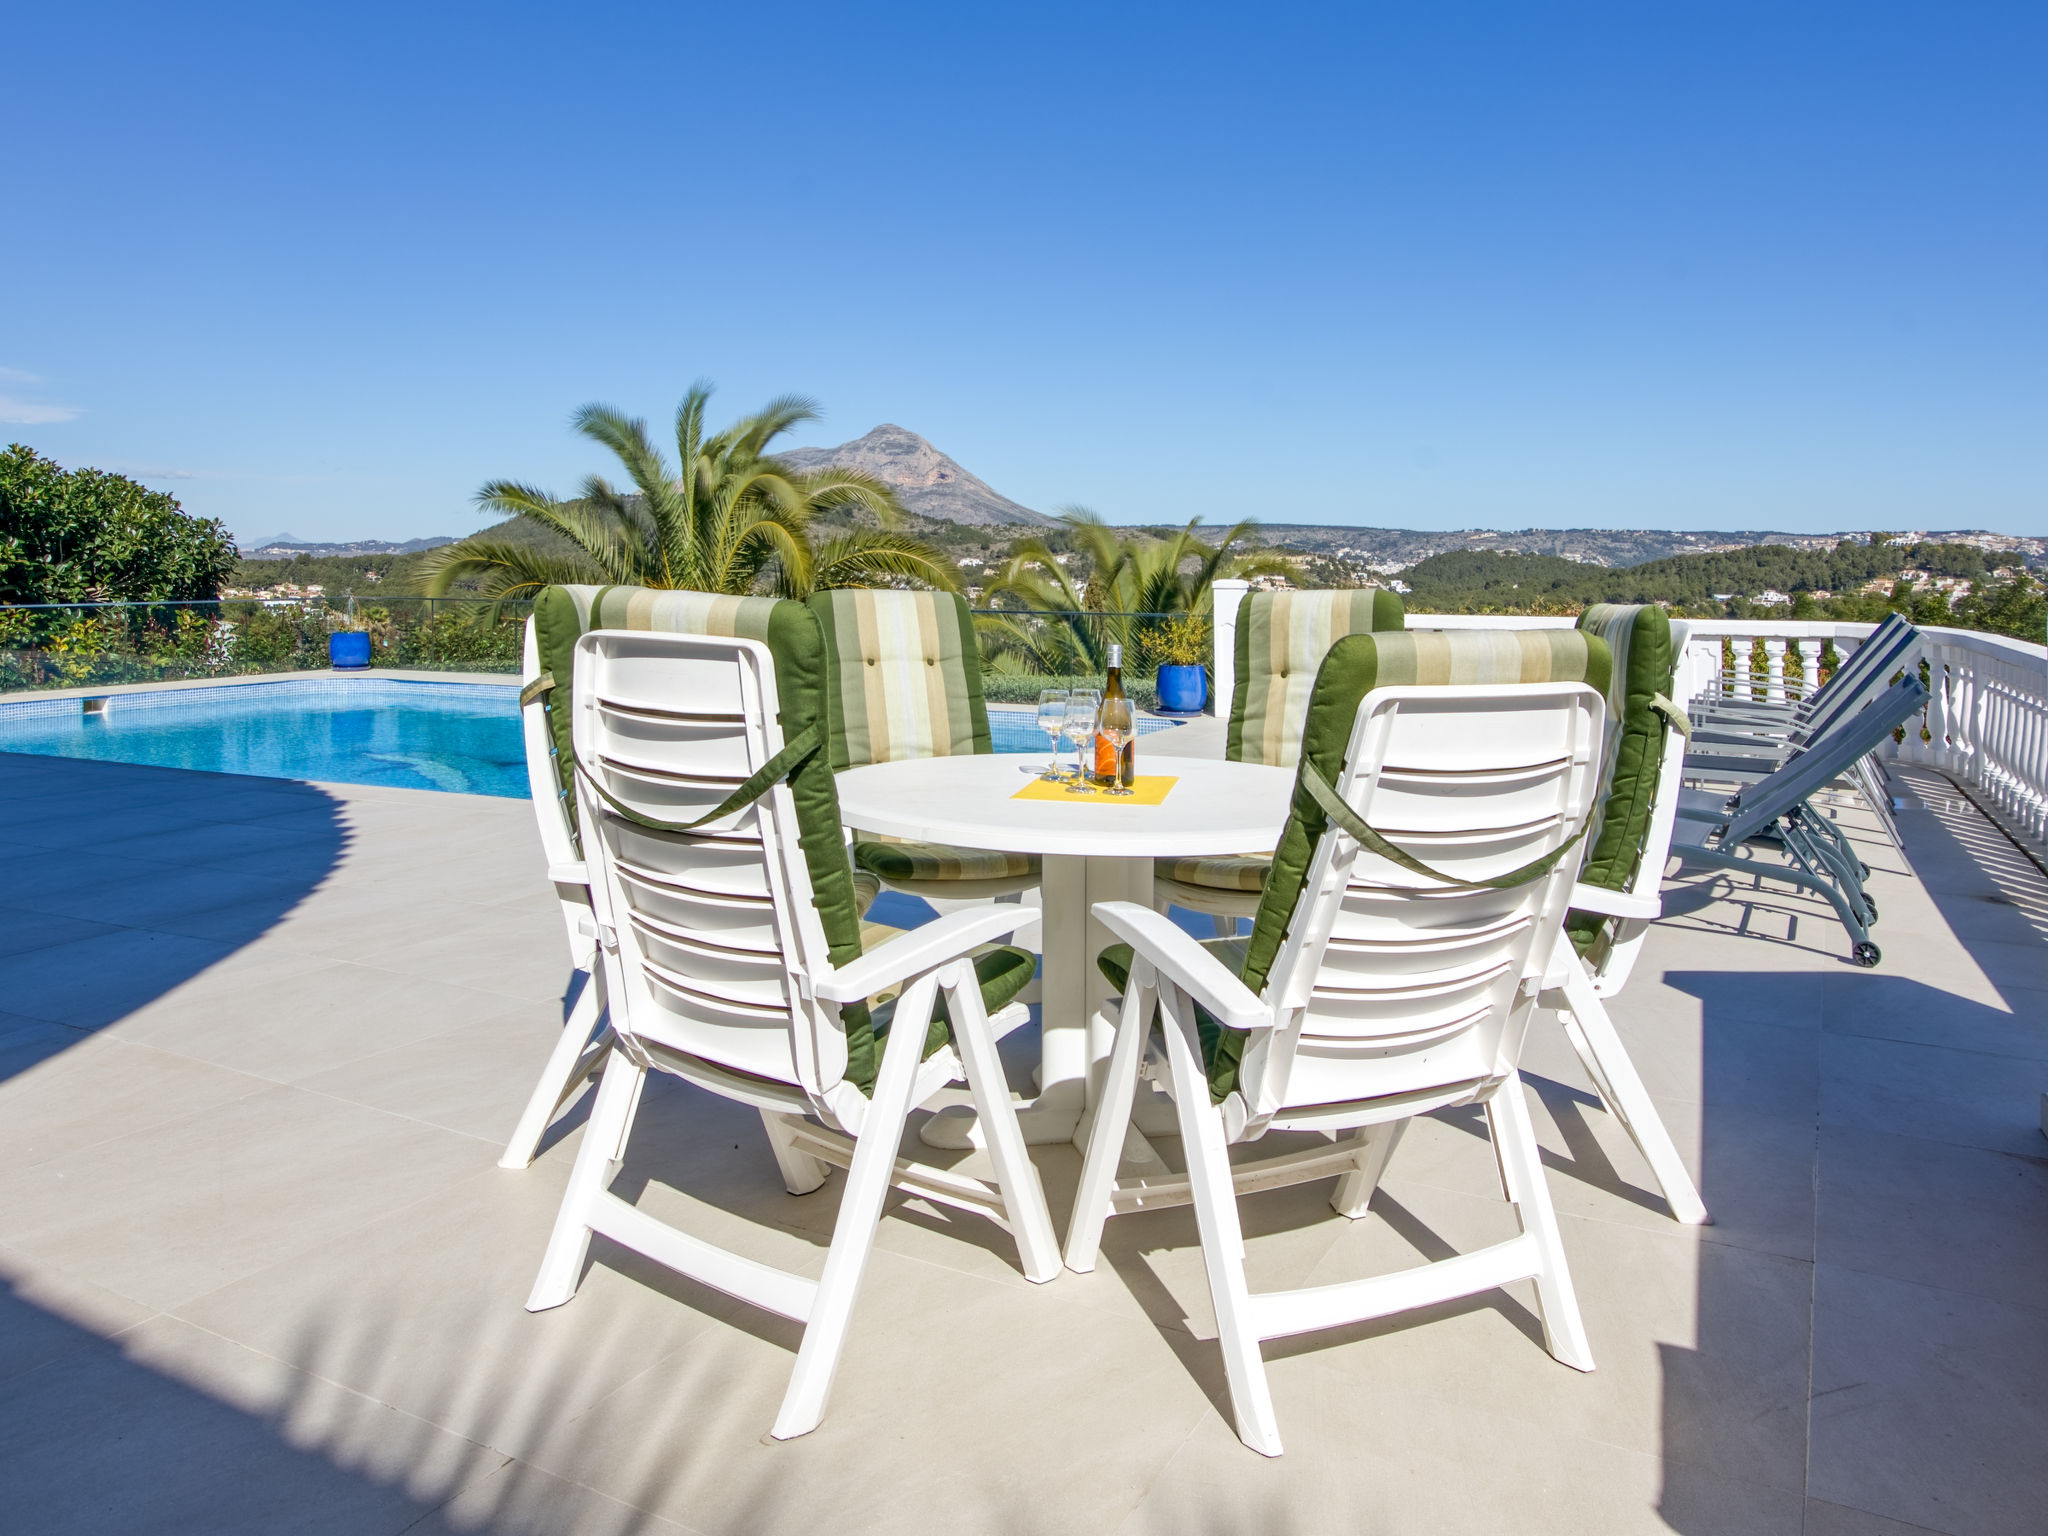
977;508;1289;675
418;384;956;603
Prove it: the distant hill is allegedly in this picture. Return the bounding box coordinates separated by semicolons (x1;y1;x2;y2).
775;425;1054;528
1208;524;2045;571
241;534;457;559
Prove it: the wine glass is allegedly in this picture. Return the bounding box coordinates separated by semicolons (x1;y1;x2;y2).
1096;695;1135;795
1062;690;1099;789
1035;689;1069;780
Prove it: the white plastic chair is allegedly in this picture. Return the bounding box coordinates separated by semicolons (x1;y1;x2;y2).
498;618;611;1169
1068;677;1605;1455
1535;681;1709;1224
526;629;1060;1440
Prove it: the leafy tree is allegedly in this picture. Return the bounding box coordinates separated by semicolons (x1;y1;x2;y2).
0;443;236;603
417;385;955;603
978;508;1287;673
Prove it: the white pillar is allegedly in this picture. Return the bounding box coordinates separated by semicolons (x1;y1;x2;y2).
1211;579;1249;723
1763;638;1788;703
1795;639;1821;700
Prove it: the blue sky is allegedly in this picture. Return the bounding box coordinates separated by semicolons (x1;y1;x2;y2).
3;2;2042;542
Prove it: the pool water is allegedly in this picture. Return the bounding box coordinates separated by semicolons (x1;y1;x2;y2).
0;679;530;797
0;679;1184;797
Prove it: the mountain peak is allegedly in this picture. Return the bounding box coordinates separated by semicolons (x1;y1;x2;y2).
775;426;1052;527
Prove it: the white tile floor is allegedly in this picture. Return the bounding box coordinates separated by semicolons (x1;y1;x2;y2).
0;746;2041;1535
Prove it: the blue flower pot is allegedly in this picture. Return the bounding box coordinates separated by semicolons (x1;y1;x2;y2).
1155;663;1207;713
329;631;372;670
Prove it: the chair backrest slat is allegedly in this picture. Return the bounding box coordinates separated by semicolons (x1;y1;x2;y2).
1251;685;1603;1118
576;633;836;1093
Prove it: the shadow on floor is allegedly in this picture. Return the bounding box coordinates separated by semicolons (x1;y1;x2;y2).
0;752;350;1084
1653;769;2048;1536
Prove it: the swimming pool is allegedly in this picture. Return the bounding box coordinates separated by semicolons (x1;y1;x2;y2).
0;678;1183;797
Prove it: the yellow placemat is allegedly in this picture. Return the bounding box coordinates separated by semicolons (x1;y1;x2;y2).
1014;775;1179;806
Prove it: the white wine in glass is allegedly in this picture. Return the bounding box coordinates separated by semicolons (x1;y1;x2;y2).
1035;689;1069;780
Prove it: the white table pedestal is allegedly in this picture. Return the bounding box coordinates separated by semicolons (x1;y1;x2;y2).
830;754;1292;1153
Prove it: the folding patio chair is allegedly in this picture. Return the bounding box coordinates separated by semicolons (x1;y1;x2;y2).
1068;628;1607;1455
527;625;1059;1440
1151;587;1406;931
1673;672;1931;966
1688;612;1915;733
1685;615;1919;852
809;588;1040;906
498;586;880;1170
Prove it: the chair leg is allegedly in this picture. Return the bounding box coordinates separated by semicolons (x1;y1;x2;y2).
1487;1073;1595;1372
947;965;1060;1284
499;969;608;1170
1065;970;1155;1273
1554;963;1710;1225
760;1111;831;1196
772;973;936;1441
526;1049;645;1311
1211;913;1238;938
1329;1119;1407;1220
1162;987;1283;1457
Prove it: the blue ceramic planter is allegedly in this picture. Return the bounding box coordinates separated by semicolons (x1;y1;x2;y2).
1155;663;1207;713
329;631;372;670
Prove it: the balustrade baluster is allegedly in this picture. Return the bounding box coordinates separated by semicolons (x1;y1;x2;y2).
1763;638;1788;703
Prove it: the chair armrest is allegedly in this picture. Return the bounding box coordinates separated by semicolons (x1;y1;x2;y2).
1091;901;1268;1032
1567;883;1661;922
814;905;1041;1003
549;861;590;888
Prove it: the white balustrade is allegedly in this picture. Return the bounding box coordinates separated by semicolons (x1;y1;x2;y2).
1214;602;2048;848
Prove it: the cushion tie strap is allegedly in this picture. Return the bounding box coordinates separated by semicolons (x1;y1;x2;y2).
1301;762;1591;891
571;724;823;835
519;673;555;709
1649;693;1691;739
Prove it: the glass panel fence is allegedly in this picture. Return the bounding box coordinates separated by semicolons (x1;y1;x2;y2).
0;598;531;692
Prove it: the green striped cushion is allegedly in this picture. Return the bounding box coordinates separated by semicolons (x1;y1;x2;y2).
1207;629;1609;1101
855;839;1041;883
1154;854;1270;892
808;589;993;769
1228;588;1406;767
1566;603;1677;956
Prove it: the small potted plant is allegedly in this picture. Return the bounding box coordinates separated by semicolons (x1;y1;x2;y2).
329;596;371;670
1150;614;1209;713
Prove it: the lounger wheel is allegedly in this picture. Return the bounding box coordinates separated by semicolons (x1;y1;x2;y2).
1860;896;1877;922
1852;941;1881;968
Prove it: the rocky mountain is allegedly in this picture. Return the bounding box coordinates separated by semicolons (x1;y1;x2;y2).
775;425;1053;528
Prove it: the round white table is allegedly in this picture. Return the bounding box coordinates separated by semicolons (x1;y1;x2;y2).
834;754;1295;1145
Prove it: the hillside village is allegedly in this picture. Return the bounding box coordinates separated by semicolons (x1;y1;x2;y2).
227;426;2045;637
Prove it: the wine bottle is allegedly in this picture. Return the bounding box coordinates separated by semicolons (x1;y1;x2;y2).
1095;643;1134;786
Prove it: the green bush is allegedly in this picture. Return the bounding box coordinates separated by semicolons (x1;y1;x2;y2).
980;672;1161;712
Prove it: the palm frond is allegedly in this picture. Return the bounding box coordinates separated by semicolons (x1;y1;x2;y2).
412;538;603;607
807;531;960;595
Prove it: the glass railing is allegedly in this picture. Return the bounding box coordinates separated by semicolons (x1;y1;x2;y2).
967;607;1210;709
0;597;530;693
0;596;1207;703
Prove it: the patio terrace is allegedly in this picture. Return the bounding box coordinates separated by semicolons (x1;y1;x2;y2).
0;726;2043;1535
